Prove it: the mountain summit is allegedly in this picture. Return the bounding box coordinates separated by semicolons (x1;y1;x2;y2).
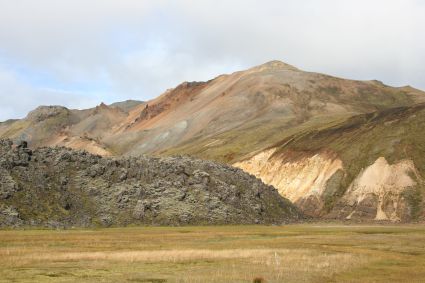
249;60;299;72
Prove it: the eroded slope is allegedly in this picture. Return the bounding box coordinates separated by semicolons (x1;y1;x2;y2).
235;104;425;221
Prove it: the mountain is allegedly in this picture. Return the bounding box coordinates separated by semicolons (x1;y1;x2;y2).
0;139;301;227
0;101;143;156
1;60;425;222
2;61;423;159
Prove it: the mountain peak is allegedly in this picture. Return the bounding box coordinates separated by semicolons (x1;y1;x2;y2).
26;105;69;122
251;60;299;72
94;102;112;112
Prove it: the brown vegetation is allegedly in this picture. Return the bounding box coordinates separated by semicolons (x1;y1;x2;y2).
1;224;424;282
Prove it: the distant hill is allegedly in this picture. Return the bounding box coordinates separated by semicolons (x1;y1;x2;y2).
109;100;144;112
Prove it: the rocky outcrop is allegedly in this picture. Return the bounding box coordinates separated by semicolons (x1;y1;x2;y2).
330;157;420;221
0;139;301;228
235;149;343;217
27;106;70;122
235;148;423;222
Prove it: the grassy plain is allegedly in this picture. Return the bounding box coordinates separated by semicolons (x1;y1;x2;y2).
0;224;424;282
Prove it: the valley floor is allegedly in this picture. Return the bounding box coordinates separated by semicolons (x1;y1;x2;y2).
0;224;424;282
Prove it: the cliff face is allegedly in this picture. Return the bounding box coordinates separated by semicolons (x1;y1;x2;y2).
235;152;421;221
331;157;419;222
235;105;425;222
235;150;344;217
0;140;301;228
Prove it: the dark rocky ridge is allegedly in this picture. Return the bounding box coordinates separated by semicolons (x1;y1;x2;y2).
0;139;301;228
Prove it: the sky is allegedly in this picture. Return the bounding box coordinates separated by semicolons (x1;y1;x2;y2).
0;0;424;121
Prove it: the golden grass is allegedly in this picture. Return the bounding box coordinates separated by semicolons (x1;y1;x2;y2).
3;248;288;263
0;224;424;282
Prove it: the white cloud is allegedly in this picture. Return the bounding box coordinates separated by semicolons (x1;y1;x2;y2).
0;0;424;120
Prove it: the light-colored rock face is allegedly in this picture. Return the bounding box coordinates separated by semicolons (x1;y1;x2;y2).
234;149;343;211
342;157;418;221
235;150;421;221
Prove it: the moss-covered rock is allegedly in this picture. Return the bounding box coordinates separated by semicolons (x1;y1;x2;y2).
0;140;302;228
